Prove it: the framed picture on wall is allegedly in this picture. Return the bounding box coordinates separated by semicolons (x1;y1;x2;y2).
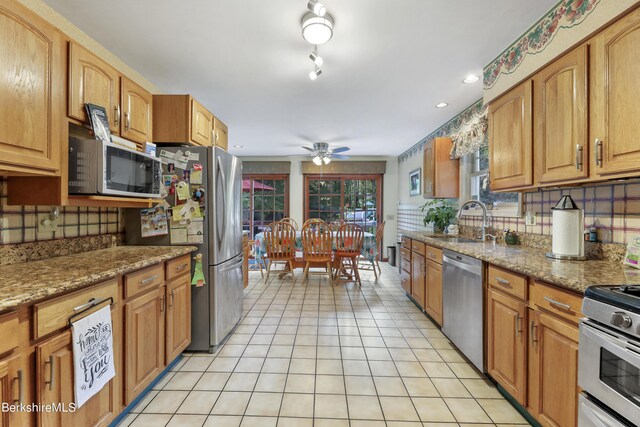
409;168;421;196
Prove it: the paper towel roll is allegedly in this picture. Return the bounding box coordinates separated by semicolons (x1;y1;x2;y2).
552;209;584;256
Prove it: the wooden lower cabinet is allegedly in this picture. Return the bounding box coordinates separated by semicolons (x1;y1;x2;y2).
165;276;191;362
0;353;29;426
487;289;527;405
424;259;443;326
527;309;579;427
410;252;425;308
36;331;116;427
125;286;165;404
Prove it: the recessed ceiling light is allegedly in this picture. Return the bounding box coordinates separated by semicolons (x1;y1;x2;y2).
435;102;448;108
233;145;243;148
301;12;334;45
463;74;479;84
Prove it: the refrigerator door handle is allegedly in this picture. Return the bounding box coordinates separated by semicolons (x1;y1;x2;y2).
216;156;227;252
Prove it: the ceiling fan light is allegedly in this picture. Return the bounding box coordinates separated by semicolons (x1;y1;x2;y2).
307;0;326;17
322;156;331;165
309;51;324;67
313;156;323;166
301;12;334;45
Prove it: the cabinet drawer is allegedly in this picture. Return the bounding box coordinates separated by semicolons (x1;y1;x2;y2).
401;236;412;249
412;241;426;256
0;311;19;355
33;279;117;339
166;255;191;281
400;247;411;262
531;281;583;324
125;264;165;299
401;269;411;293
488;265;528;300
425;245;442;264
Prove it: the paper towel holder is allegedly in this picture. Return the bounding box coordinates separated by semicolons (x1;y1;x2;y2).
545;195;587;261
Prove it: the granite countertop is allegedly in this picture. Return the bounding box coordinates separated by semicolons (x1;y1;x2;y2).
0;246;197;311
402;232;640;294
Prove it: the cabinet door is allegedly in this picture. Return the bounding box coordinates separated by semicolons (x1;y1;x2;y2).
534;45;588;184
0;354;28;427
528;310;579;427
125;287;165;404
487;289;527;405
0;0;64;175
424;259;442;326
488;80;533;190
36;331;116;427
422;140;435;198
166;277;191;363
214;117;228;151
121;77;153;146
190;99;213;146
591;8;640;177
68;42;121;134
410;252;425;308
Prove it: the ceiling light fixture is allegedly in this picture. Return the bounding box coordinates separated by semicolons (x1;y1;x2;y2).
309;67;322;80
435;102;448;108
307;0;326;17
463;74;479;84
301;12;334;45
233;145;243;148
313;156;323;166
310;49;324;67
322;156;331;165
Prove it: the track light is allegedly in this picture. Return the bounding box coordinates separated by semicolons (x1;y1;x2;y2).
310;50;324;67
307;0;326;16
309;67;322;80
313;156;323;166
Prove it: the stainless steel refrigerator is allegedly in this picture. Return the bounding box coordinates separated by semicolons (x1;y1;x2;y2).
124;146;243;353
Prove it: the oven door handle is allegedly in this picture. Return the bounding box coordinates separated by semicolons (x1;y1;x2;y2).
580;320;640;365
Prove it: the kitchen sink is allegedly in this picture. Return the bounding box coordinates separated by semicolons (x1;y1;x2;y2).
431;236;481;244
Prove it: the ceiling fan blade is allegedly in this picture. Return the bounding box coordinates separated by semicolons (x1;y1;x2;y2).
301;146;315;152
331;147;350;153
331;154;350;160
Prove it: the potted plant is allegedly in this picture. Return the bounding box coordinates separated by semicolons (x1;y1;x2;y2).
419;199;457;233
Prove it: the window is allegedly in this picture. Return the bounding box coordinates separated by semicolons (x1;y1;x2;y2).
305;175;382;235
242;175;289;238
465;146;521;216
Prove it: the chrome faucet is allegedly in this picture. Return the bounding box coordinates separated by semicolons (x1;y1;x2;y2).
457;200;488;241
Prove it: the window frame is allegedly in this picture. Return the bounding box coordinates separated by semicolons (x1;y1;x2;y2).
242;174;289;238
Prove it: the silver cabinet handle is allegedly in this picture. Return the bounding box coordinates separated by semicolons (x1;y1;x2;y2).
176;263;189;271
495;277;511;287
575;144;583;170
170;290;175;308
13;369;23;404
544;296;571;310
594;138;603;167
114;105;120;127
45;355;55;391
140;275;159;285
74;296;109;312
530;321;538;345
125;112;130;131
515;313;522;337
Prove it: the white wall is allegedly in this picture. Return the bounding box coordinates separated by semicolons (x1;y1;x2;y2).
239;156;398;254
397;152;425;208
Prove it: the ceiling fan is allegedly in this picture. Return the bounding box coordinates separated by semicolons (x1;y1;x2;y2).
302;142;350;165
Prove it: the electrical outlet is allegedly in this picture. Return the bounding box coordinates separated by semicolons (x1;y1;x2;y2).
525;211;537;226
38;214;59;232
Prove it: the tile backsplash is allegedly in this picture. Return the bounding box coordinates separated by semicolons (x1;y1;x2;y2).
0;179;122;245
398;181;640;245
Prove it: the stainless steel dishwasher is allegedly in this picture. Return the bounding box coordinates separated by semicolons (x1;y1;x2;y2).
442;249;484;371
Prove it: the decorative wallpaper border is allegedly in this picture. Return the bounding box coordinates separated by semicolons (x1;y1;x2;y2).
483;0;600;90
398;99;486;163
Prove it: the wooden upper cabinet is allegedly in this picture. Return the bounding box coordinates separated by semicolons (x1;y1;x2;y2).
527;310;579;427
36;331;116;427
422;137;458;198
534;45;588;185
121;77;152;146
487;289;527;405
590;8;640;177
489;80;533;191
191;99;214;146
68;42;121;134
0;0;64;176
214;116;229;151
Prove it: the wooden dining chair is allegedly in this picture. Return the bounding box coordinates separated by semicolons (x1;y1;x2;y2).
280;217;299;231
358;221;385;280
334;224;365;286
329;219;345;231
301;221;333;284
263;221;297;281
302;218;325;229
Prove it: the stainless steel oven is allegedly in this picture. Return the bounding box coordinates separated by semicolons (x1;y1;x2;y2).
69;138;162;198
579;292;640;426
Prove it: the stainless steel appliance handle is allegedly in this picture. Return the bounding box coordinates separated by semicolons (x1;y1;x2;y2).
581;320;640;365
543;296;571;310
220;256;244;272
216;156;227;250
442;254;481;276
579;395;626;427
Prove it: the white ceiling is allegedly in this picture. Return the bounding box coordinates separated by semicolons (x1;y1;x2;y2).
43;0;556;157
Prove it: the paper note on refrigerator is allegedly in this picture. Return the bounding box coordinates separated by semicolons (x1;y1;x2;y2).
170;227;188;244
176;181;190;200
190;169;203;185
187;219;204;236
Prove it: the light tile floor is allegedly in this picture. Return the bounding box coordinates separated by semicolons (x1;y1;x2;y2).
118;263;530;427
